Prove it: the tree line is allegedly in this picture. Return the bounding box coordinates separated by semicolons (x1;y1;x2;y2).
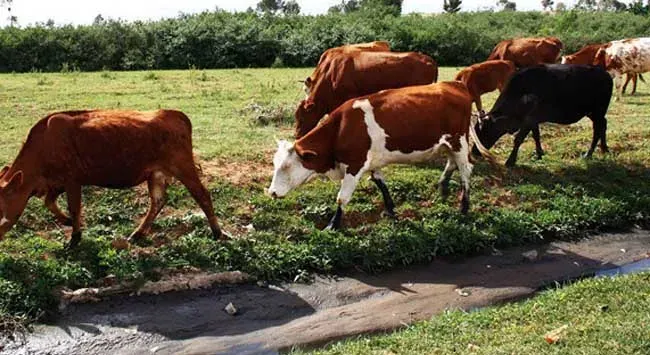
1;8;650;72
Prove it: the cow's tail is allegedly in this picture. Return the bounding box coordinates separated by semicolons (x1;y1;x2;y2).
468;115;498;166
639;73;646;84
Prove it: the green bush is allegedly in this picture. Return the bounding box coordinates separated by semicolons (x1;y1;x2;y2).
1;10;650;72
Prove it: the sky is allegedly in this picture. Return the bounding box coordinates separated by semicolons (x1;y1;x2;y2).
0;0;583;27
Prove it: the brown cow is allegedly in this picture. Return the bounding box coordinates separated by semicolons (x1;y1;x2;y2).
269;82;494;230
296;50;438;138
488;37;564;67
303;41;392;94
561;43;640;95
0;110;225;249
454;60;516;113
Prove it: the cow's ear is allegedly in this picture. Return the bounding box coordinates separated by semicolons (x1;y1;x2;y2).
303;100;315;111
295;143;318;161
5;171;23;193
0;166;9;179
593;49;606;67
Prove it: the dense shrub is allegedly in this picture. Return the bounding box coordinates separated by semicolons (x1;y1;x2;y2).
1;10;650;72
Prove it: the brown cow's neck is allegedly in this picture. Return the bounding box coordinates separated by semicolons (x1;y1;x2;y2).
296;113;340;174
6;122;47;193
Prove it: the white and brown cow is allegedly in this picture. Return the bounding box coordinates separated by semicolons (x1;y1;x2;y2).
593;37;650;100
268;82;494;230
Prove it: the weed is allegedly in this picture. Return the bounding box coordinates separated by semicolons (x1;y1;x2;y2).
143;72;159;81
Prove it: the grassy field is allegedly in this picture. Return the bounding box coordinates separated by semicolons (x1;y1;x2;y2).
296;272;650;355
1;67;650;329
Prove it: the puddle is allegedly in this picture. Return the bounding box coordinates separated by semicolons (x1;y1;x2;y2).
596;258;650;278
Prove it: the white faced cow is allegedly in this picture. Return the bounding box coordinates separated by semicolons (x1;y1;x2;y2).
268;82;494;230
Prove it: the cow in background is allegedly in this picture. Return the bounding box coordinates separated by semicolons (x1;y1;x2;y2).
593;37;650;100
562;43;642;95
270;82;495;230
303;41;392;96
488;37;564;67
0;110;226;248
455;60;516;113
295;50;438;139
474;65;612;167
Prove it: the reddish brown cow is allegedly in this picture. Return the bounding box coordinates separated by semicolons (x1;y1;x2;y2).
561;43;640;94
488;37;564;67
0;110;225;248
270;82;494;229
296;50;438;138
303;41;392;94
454;60;516;113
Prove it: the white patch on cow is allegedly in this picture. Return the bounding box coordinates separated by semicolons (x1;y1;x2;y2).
337;173;359;206
371;170;385;181
352;99;454;170
0;217;9;228
268;140;317;198
602;37;650;99
325;163;346;181
453;134;473;192
560;56;568;64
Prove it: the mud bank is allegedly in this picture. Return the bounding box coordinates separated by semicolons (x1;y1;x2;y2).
4;230;650;355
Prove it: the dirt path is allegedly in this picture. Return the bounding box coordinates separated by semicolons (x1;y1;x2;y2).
5;230;650;355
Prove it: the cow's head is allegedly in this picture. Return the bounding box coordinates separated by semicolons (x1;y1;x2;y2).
0;165;31;239
294;99;324;139
267;140;318;198
592;48;608;68
473;112;519;151
302;77;313;96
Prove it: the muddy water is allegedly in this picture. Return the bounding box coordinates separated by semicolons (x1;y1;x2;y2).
3;230;650;355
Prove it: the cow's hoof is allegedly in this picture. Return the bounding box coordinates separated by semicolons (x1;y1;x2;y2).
127;231;146;245
582;152;593;160
65;232;82;251
215;229;232;241
382;210;398;220
323;223;341;231
58;217;73;227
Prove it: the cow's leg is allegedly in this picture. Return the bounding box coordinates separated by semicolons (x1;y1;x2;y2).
599;118;609;153
326;171;364;230
450;140;473;214
614;74;623;101
505;127;531;167
129;171;168;242
531;125;545;159
622;74;631;95
632;74;638;95
44;189;72;226
173;162;225;240
437;158;458;200
585;117;609;158
370;170;396;219
65;184;83;250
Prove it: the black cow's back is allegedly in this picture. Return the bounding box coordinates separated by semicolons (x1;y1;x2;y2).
490;64;613;123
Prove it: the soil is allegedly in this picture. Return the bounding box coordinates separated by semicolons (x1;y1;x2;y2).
3;230;650;355
200;159;272;187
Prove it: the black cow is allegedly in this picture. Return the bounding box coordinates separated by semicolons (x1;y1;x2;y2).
474;64;613;167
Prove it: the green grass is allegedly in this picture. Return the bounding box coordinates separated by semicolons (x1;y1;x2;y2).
1;68;650;328
296;272;650;355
